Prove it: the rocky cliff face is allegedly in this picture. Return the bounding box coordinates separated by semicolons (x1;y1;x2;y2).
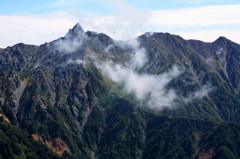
1;23;240;158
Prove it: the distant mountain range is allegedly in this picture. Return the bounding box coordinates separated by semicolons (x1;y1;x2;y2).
1;23;240;159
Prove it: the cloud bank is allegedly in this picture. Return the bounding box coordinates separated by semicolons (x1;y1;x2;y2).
1;4;240;47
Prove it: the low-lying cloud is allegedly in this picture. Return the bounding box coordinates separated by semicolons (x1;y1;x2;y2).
94;39;175;109
95;39;212;110
184;83;213;103
67;58;85;65
101;61;183;109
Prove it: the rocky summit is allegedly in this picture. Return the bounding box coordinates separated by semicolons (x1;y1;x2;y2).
1;23;240;159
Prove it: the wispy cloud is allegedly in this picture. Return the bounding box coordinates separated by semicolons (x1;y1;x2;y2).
184;83;213;103
67;58;85;65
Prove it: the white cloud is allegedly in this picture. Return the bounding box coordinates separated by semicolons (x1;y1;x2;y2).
0;15;77;48
184;83;213;103
175;29;240;43
72;4;240;43
129;48;147;69
67;58;85;65
102;62;183;109
96;40;183;110
0;4;240;48
95;41;211;110
150;5;240;27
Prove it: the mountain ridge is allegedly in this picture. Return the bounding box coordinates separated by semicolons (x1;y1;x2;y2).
1;23;240;158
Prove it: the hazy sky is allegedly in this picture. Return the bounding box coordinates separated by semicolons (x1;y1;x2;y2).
0;0;240;47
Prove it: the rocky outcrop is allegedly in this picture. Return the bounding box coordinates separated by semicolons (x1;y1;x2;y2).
0;113;10;123
32;134;70;156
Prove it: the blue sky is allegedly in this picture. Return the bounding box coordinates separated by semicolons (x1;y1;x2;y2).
0;0;240;47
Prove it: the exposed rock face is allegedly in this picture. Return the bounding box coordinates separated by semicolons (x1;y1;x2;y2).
46;138;70;156
32;134;70;156
1;24;240;158
0;113;10;123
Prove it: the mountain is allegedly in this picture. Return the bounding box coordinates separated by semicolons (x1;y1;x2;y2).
1;23;240;158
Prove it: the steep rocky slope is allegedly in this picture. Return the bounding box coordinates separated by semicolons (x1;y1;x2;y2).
1;23;240;158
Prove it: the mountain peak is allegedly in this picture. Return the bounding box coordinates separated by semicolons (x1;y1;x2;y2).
214;36;229;44
72;23;84;32
65;23;84;38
